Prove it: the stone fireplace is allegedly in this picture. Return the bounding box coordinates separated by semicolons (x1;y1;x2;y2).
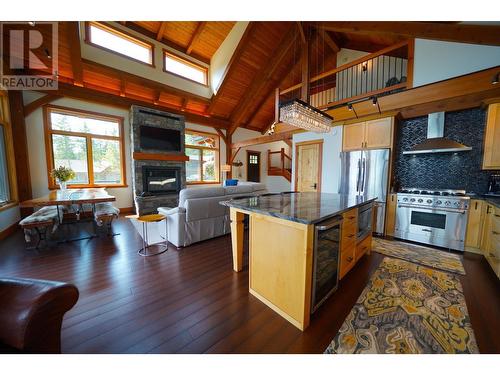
130;106;186;215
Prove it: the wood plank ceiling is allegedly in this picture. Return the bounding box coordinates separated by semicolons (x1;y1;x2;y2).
19;21;500;134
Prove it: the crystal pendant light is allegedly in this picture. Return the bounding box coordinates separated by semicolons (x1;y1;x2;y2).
279;99;332;133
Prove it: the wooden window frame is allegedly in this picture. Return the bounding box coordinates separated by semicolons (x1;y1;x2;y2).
163;49;209;86
185;129;220;185
44;105;127;190
0;91;19;212
85;21;155;67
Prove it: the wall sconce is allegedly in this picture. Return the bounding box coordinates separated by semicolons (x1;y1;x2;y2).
221;164;231;185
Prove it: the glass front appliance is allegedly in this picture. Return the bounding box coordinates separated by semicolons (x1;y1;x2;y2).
357;203;373;240
311;216;342;313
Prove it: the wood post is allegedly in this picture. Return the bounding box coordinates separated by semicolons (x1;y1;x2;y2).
230;208;245;272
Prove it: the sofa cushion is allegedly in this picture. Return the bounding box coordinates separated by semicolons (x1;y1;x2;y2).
224;184;253;195
185;196;228;222
178;187;226;207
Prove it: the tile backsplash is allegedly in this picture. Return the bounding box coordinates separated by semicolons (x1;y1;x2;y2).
394;107;499;194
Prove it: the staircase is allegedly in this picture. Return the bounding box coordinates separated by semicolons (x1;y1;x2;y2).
267;148;292;182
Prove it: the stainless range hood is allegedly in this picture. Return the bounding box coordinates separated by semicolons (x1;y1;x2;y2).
403;112;472;155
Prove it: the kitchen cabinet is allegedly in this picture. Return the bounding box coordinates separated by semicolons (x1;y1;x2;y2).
385;193;397;237
480;203;500;278
342;117;393;151
465;199;484;252
482;103;500;170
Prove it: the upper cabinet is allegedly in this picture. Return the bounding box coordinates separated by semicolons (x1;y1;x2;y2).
483;103;500;170
342;117;394;151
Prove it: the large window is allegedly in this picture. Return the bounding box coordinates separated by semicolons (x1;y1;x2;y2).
164;51;208;85
44;106;126;188
0;91;17;208
85;22;154;66
185;130;219;184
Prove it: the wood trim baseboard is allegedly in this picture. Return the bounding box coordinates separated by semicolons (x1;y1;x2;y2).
0;221;19;241
133;152;189;162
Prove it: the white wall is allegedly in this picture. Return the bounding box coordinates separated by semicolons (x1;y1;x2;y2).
231;128;292;193
0;206;20;232
210;22;249;94
79;22;212;98
292;126;343;194
413;39;500;87
23;92;134;209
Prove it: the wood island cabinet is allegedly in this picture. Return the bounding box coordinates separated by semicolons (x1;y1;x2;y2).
465;199;484;252
385;193;397;237
342;117;394;151
479;202;500;278
482;103;500;170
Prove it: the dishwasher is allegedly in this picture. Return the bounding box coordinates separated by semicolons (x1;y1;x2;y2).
311;215;343;313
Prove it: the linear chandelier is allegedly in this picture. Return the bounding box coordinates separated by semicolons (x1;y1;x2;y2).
279;99;332;133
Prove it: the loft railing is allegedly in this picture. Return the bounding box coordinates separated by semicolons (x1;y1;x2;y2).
268;148;292;182
279;40;413;110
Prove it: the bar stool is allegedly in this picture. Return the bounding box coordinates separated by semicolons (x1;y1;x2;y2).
136;214;168;257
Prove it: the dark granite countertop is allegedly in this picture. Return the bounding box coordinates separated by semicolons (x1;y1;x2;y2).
465;193;500;208
220;192;377;225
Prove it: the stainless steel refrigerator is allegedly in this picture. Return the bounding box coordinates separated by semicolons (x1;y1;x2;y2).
339;149;390;235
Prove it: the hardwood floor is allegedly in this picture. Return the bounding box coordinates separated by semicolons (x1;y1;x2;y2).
0;217;499;353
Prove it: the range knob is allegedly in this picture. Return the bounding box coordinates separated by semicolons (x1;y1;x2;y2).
402;197;408;202
418;198;423;203
436;200;442;205
454;201;460;207
410;198;416;202
427;199;433;204
445;201;451;206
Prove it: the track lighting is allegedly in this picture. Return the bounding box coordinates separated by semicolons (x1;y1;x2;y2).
372;97;377;106
348;104;353;111
346;103;358;118
492;72;499;85
362;61;368;72
44;48;51;59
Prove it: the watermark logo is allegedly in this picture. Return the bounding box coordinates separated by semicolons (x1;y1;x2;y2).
0;22;58;90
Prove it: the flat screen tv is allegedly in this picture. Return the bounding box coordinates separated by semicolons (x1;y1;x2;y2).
140;125;181;152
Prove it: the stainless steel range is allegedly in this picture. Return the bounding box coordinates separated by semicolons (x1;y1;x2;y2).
394;188;470;251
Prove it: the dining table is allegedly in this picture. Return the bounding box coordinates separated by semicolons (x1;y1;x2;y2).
20;188;117;242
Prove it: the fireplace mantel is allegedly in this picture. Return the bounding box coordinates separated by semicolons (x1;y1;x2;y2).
133;152;189;162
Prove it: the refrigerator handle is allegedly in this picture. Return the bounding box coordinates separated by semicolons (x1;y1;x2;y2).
361;158;366;193
356;159;361;192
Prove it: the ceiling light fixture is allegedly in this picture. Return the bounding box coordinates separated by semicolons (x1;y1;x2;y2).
492;72;499;85
279;99;332;133
372;96;381;114
44;48;51;59
347;103;358;119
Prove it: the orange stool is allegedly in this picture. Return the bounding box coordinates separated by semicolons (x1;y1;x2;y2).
136;214;168;257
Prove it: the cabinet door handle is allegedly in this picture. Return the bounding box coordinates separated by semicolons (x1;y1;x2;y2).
495;214;500;218
487;206;492;214
348;216;356;219
475;202;478;210
493;231;500;236
347;234;355;238
347;256;354;262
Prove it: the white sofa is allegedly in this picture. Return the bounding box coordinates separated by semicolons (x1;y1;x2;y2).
158;182;266;247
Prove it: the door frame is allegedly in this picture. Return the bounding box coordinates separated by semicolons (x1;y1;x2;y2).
246;150;261;182
294;140;323;192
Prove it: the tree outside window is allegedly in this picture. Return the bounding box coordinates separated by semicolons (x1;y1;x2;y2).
185;130;219;184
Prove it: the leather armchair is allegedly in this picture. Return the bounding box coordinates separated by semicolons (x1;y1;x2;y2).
0;277;79;353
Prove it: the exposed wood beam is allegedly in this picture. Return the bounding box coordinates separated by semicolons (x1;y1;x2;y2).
261;88;283;135
215;128;227;144
231;129;297;149
39;82;231;129
301;31;310;102
82;58;210;104
325;66;500;122
24;94;62;116
8;91;32;212
123;22;210;64
318;29;339;53
66;22;84;86
207;22;255;114
227;26;297;135
296;22;306;44
156;22;168;41
314;21;500;46
230;146;241;164
283;139;293;148
186;21;207;55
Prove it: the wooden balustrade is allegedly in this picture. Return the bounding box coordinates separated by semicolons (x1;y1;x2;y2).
268;148;292;182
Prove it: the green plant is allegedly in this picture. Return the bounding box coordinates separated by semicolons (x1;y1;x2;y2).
51;165;75;182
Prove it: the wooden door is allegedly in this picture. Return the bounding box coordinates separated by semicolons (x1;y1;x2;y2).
247;151;261;182
365;117;393;149
342;122;365;151
483;103;500;169
465;199;484;250
385;193;397;237
295;141;322;192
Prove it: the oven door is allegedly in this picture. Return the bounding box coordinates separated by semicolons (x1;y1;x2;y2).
394;204;469;251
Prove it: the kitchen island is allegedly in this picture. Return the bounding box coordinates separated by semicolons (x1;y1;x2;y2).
221;192;376;331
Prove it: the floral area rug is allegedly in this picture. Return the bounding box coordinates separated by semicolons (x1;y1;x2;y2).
325;257;478;354
372;237;465;275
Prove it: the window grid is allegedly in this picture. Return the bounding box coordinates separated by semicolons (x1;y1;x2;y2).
185;130;220;184
44;106;126;189
164;51;208;86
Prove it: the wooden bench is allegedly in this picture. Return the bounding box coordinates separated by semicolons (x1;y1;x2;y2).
19;206;62;248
